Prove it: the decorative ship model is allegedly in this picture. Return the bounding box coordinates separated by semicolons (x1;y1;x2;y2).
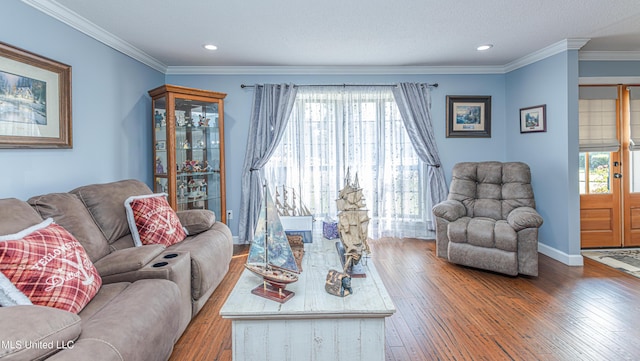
245;185;300;303
335;169;370;278
274;185;313;217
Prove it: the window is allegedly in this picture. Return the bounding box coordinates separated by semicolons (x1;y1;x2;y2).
578;86;618;195
265;86;429;238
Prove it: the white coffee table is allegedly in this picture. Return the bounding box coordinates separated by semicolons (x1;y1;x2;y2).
220;236;396;361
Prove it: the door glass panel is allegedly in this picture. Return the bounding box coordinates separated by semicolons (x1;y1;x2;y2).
630;150;640;192
579;153;586;194
588;152;611;194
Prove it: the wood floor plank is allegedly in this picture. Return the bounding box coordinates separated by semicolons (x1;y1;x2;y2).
169;239;640;361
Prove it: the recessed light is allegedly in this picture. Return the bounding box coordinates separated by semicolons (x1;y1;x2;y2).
203;44;218;51
477;44;493;51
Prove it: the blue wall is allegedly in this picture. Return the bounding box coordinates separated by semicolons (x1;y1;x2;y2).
0;1;164;200
4;0;596;263
505;51;581;261
166;73;507;238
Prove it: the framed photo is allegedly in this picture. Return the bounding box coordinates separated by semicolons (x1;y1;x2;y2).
446;95;491;138
0;42;72;148
520;105;546;133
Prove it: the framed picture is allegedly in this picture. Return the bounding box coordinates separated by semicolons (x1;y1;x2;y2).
520;105;546;133
0;42;72;148
446;95;491;138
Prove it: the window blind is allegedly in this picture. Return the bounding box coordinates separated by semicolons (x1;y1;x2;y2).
629;86;640;150
578;86;619;152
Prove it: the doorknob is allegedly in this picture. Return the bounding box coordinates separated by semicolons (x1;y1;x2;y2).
614;173;622;178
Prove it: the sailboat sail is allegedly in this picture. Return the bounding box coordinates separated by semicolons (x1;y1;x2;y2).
247;186;299;273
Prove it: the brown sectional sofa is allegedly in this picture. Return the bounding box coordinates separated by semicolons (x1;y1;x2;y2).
0;179;233;360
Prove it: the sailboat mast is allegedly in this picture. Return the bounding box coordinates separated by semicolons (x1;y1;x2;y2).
263;183;268;268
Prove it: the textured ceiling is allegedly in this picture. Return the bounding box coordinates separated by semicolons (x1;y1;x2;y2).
32;0;640;67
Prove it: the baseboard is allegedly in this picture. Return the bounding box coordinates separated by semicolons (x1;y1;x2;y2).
538;243;584;266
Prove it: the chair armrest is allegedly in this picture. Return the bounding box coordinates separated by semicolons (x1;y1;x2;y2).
93;244;165;277
177;209;216;235
507;207;543;231
432;200;466;222
0;305;81;360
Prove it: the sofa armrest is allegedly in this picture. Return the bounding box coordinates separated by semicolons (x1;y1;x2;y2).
0;305;81;360
177;209;216;235
93;244;165;277
432;200;466;222
507;207;543;231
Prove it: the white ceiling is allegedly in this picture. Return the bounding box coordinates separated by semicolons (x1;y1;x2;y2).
24;0;640;71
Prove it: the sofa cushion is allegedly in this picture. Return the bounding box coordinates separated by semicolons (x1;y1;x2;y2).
124;193;186;247
177;209;216;235
168;223;233;300
73;279;181;361
0;305;81;361
28;193;111;262
0;219;102;314
0;198;43;235
71;179;153;244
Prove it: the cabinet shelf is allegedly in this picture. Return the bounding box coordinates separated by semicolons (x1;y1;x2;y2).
149;84;227;223
177;171;220;177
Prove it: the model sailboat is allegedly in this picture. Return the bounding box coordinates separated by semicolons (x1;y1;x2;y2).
275;185;312;217
336;169;370;278
245;184;300;303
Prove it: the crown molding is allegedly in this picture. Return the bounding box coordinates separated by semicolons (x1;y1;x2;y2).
579;51;640;61
21;0;167;73
165;65;505;75
503;38;590;73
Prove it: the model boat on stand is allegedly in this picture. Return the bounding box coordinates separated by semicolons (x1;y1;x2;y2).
275;185;313;217
245;184;300;303
335;169;371;278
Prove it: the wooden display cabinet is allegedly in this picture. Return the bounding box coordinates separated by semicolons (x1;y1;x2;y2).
148;84;227;223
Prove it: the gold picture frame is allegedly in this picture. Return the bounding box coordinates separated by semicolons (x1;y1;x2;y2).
0;42;72;148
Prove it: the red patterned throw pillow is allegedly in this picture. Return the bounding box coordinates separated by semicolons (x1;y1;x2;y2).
0;218;102;314
124;193;187;247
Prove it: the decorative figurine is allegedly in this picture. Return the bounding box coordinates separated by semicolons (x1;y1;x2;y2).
155;157;164;174
178;182;186;198
154;110;164;128
199;179;207;195
199;115;210;127
176;111;186;126
181;139;191;149
203;161;213;172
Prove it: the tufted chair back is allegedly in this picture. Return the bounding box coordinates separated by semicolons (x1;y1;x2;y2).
447;161;535;220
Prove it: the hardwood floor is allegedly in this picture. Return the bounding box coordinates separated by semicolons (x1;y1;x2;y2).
169;239;640;361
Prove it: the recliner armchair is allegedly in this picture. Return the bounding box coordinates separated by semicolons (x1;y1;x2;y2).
432;161;543;276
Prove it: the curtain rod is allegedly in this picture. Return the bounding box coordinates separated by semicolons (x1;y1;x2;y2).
240;83;438;89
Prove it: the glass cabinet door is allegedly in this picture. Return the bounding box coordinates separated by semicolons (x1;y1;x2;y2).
173;97;222;214
153;96;168;194
150;85;227;222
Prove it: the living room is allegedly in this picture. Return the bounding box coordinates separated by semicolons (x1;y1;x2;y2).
2;0;640;359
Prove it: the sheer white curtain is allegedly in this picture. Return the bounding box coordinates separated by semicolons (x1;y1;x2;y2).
265;86;430;239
